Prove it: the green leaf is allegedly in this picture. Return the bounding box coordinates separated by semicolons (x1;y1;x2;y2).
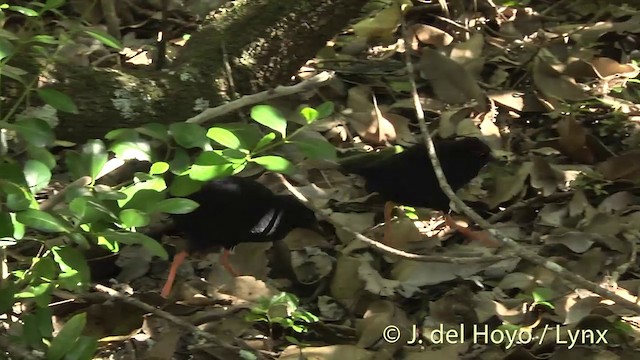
291;138;337;161
254;133;276;151
47;313;87;360
170;123;209;149
154;198;199;214
26;146;56;169
188;151;235;182
109;140;152;162
83;29;122;50
0;64;27;84
0;180;37;211
104;128;139;141
51;247;90;291
15;209;69;233
135;123;169;141
239;349;258;360
24;160;51;194
0;38;15;61
43;0;66;12
149;162;169;175
119;209;151;228
251;156;294;174
97;230;168;260
299;107;318;124
207;127;241;149
36;88;78;114
64;336;98;360
168;176;203;197
250;105;287;137
316;101;335;119
0;281;18;314
28;35;59;44
8;6;38;16
119;182;167;210
11;117;55;147
82;140;109;179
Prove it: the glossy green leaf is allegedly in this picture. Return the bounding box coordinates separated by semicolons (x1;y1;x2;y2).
299;107;318;124
254;132;276;151
149;161;169;175
0;38;15;61
65;336;98;360
104;128;139;141
154;198;199;214
29;34;59;44
188;151;234;182
119;209;150;228
168;175;203;197
119;186;166;211
47;313;87;360
290;138;337;161
10;117;55;147
97;230;168;260
170;123;208;149
207;127;241;149
250;105;287;137
251;156;294;174
0;64;26;83
15;209;69;233
8;5;38;16
43;0;67;12
52;247;90;291
109;140;152;162
26;146;56;169
83;29;122;50
24;160;51;194
0;179;36;211
316;101;335;119
36;88;78;114
135;123;169;141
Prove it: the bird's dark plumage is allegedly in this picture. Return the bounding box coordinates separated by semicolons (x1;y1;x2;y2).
171;176;317;252
160;176;317;297
342;137;492;210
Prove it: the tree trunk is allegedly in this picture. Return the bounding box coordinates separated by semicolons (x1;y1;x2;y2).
53;0;369;142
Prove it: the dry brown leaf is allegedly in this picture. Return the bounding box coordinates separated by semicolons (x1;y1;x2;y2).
419;48;486;109
596;149;640;182
407;24;453;49
485;162;532;208
556;116;595;164
532;54;589;102
530;156;564;196
353;4;403;42
330;255;365;308
488;90;547;112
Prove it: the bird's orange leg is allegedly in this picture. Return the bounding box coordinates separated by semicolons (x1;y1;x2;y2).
161;250;188;298
383;201;396;245
220;249;240;276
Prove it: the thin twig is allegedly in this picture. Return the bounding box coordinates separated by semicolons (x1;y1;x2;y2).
186;71;336;125
276;174;514;264
92;284;265;359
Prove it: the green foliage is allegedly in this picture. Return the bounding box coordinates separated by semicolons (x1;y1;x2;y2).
246;292;319;341
0;3;335;358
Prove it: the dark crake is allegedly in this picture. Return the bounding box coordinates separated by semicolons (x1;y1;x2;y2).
341;137;493;211
161;176;318;297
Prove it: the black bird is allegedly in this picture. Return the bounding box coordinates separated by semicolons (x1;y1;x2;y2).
340;137;492;241
341;137;492;210
161;176;317;298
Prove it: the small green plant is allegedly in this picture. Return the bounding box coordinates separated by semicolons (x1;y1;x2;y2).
246;292;319;344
